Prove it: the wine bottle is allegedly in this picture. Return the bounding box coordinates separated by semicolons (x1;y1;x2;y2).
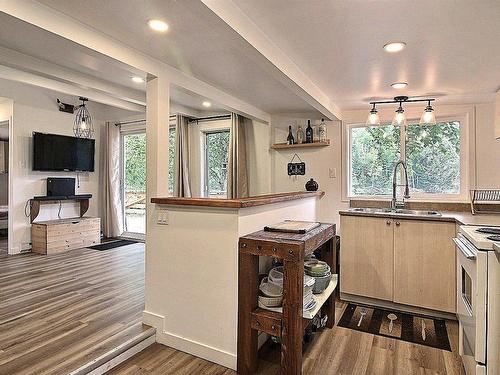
296;125;304;144
287;125;295;145
305;120;313;143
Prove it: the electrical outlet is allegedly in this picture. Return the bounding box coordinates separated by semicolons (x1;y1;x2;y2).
157;210;169;225
329;168;337;178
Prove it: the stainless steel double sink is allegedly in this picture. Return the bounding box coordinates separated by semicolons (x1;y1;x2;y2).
348;207;442;217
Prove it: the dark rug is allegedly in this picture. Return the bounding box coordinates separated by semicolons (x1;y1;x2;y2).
88;239;138;251
337;303;451;351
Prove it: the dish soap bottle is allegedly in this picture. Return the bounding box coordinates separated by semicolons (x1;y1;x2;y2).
287;125;295;145
296;125;304;144
319;118;327;142
305;120;313;143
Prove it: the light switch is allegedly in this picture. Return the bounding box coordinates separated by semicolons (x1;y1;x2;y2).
329;168;337;178
157;210;169;225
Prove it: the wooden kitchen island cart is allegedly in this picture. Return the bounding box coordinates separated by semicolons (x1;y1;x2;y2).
237;223;337;375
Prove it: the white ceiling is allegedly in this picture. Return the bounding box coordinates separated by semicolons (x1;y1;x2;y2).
232;0;500;108
0;12;146;93
35;0;318;114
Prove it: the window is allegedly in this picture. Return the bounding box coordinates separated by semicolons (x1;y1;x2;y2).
168;126;176;195
204;130;229;198
348;120;464;199
122;132;146;235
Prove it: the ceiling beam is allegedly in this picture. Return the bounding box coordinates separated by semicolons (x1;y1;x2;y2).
201;0;342;121
0;0;271;124
0;45;146;106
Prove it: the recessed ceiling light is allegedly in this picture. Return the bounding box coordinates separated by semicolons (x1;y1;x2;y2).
383;42;406;53
148;19;169;32
202;101;212;108
391;82;408;89
131;76;145;83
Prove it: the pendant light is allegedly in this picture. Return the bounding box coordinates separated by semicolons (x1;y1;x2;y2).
391;102;407;127
74;97;94;139
419;100;437;125
365;103;380;126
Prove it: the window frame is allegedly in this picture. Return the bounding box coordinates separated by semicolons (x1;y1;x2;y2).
202;129;230;198
343;113;471;202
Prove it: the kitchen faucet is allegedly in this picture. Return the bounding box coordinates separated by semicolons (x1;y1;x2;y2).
391;160;410;210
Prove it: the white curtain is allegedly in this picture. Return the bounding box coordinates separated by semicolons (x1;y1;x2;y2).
99;122;123;237
174;114;192;197
227;113;249;199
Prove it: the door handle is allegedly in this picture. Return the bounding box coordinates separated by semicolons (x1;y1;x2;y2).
395;221;400;226
453;237;477;260
386;220;391;226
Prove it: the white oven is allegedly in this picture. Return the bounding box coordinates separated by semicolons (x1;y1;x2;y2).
453;229;492;375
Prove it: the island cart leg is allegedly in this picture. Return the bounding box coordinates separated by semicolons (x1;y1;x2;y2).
281;256;304;375
237;252;259;374
321;238;336;328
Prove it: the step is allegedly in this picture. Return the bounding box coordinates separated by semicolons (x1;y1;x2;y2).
69;324;156;375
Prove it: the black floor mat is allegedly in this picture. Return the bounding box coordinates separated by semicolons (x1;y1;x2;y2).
88;240;138;251
337;303;451;351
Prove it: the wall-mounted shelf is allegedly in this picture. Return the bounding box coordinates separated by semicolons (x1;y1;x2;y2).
271;140;330;150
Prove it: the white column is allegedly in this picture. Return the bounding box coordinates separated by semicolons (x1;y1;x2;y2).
145;75;170;313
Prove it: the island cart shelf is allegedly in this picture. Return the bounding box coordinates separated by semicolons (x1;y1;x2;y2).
237;223;336;375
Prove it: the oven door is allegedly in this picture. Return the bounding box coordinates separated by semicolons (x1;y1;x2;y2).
454;234;487;371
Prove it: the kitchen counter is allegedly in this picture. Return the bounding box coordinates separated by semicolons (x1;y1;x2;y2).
339;209;500;226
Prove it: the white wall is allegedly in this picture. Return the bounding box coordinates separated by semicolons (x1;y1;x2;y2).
475;102;500;188
0;79;139;253
271;113;347;227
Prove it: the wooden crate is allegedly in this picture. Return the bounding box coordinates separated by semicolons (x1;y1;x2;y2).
32;217;100;254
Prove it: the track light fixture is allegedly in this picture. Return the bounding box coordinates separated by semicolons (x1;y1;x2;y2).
366;96;437;127
365;103;381;126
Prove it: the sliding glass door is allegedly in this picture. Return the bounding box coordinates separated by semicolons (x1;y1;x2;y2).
121;131;146;237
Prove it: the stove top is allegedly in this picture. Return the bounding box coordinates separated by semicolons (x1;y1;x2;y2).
459;226;500;250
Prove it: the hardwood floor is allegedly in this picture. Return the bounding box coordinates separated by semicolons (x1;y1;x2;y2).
109;302;465;375
0;243;146;375
0;237;7;255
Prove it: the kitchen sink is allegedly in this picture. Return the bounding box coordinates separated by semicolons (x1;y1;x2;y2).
348;207;442;217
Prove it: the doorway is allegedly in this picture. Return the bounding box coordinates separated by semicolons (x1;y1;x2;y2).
121;131;146;238
0;120;8;255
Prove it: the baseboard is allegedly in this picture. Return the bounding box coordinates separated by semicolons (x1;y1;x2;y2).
69;326;156;375
340;293;457;320
143;310;236;370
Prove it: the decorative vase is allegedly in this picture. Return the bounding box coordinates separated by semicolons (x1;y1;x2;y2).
305;178;318;191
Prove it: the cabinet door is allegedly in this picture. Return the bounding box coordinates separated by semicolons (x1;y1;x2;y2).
394;219;456;313
340;215;394;301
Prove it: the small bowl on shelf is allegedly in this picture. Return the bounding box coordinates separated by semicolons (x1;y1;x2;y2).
258;294;283;308
259;277;283;298
312;272;332;294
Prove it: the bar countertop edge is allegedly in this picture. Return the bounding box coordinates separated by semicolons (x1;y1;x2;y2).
151;191;324;208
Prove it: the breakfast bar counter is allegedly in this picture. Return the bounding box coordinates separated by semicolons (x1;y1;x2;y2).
144;191;324;370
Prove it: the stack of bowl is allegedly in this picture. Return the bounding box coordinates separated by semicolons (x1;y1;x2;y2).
304;260;331;294
258;266;317;311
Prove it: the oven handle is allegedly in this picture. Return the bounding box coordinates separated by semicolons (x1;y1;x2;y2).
453;237;477;260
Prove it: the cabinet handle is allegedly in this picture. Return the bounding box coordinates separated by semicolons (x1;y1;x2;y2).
395;221;401;226
386;221;391;226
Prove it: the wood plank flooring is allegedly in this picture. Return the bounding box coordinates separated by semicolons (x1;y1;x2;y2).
0;243;146;375
109;302;465;375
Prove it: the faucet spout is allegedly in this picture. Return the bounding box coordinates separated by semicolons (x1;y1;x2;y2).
392;160;410;210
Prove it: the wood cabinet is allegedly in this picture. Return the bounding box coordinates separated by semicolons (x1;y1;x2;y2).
340;215;456;313
32;217;100;254
0;141;8;174
340;215;394;301
393;219;456;313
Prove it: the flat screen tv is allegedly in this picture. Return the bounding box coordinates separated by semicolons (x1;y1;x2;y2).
33;132;95;172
